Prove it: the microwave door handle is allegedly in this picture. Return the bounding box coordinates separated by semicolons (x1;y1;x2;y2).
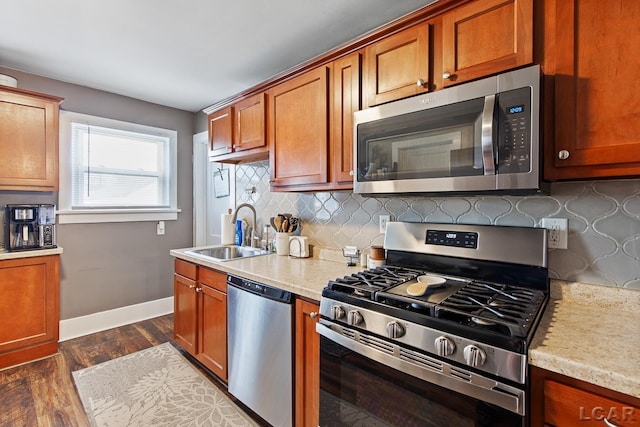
481;94;496;175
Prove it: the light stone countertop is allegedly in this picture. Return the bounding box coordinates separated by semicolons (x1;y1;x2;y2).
170;246;364;301
0;247;63;260
171;246;640;399
529;280;640;399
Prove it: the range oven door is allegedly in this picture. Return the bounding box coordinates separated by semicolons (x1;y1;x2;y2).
317;322;525;427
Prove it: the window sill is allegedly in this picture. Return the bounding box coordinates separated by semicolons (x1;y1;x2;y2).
57;208;181;224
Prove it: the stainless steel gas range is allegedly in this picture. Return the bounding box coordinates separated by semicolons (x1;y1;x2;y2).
316;222;548;427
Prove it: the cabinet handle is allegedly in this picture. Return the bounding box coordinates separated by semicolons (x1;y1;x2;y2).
195;287;202;293
558;150;570;160
443;71;452;80
416;79;427;88
188;284;195;289
604;418;619;427
310;312;318;319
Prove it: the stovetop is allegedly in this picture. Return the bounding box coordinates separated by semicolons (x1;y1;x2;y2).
325;265;547;341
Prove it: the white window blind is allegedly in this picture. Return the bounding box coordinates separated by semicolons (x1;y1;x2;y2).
58;111;179;224
71;124;169;208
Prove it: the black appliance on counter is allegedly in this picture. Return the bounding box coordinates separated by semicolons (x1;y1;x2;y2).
317;222;548;426
4;204;57;251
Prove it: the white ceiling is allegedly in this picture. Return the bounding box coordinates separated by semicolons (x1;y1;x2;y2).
0;0;436;112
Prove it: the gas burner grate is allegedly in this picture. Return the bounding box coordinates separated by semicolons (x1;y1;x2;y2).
326;266;422;300
435;282;546;338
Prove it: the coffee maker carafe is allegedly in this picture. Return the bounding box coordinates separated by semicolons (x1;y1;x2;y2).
4;204;57;251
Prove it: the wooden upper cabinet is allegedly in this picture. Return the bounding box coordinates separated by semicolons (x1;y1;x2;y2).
543;0;640;180
269;66;330;189
441;0;533;87
208;106;233;157
364;24;431;107
208;94;269;163
234;92;266;152
332;52;361;187
0;87;63;191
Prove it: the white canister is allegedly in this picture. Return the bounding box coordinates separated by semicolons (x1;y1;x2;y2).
275;232;293;256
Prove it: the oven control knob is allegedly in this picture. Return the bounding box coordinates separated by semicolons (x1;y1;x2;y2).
463;345;487;367
347;310;364;326
331;305;346;320
386;321;405;339
434;336;456;357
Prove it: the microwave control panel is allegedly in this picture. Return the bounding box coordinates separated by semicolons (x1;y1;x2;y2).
497;87;532;174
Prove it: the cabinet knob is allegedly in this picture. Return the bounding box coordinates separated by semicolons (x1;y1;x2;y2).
558;150;570;160
188;284;195;289
443;71;452;80
349;170;354;176
310;312;318;319
416;79;427;88
195;287;202;293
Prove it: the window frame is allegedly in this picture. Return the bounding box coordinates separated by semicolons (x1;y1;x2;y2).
58;111;180;224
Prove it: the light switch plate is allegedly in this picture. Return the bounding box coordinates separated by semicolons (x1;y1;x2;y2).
379;215;391;234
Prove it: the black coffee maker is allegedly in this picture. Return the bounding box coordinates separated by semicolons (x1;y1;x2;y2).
4;204;57;251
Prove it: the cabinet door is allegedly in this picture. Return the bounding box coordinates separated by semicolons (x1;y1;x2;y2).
0;88;63;191
332;53;361;187
269;66;330;188
441;0;533;87
234;92;266;152
197;284;227;382
543;0;640;180
208;106;233;157
530;366;640;427
295;299;320;427
365;24;431;107
0;255;59;369
173;273;197;354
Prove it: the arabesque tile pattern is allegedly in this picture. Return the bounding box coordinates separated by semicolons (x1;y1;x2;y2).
236;161;640;289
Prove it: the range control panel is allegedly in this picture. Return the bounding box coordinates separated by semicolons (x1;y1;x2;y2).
426;230;478;249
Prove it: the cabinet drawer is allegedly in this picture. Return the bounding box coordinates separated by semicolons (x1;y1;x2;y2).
174;259;196;280
198;266;226;293
545;380;639;426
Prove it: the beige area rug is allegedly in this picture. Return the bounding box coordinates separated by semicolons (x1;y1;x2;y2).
72;342;257;427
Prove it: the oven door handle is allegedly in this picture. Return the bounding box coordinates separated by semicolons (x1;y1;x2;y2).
481;94;496;176
316;321;526;416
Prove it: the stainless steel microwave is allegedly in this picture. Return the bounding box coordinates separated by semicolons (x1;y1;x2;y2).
353;65;548;195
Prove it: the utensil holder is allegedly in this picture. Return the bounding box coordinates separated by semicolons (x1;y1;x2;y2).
275;232;293;256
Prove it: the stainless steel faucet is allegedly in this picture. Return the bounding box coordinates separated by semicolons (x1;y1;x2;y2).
231;203;258;247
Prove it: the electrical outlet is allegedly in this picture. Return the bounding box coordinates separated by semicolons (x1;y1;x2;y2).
379;215;391;234
541;218;568;249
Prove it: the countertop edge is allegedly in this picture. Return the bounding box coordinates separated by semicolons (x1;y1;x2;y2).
0;247;64;260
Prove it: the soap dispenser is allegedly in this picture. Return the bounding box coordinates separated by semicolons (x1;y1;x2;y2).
234;220;243;246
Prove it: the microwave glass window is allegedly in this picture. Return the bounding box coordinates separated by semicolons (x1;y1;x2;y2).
357;97;487;181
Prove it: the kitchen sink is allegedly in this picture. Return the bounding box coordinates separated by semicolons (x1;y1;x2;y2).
185;245;270;262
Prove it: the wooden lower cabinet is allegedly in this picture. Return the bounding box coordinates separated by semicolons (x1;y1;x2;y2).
0;255;60;369
531;366;640;426
295;298;320;427
173;260;228;382
196;266;228;381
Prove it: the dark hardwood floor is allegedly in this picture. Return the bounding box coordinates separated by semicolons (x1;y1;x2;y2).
0;315;174;427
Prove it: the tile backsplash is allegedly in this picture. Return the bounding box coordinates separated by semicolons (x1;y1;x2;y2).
236;161;640;289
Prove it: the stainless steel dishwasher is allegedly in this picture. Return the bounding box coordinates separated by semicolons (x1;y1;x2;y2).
227;274;293;427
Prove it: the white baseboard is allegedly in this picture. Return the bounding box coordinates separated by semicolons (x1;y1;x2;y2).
59;297;174;342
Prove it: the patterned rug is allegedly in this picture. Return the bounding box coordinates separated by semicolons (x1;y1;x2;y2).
72;342;257;427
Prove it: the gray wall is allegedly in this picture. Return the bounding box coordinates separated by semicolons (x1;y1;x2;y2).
237;161;640;289
0;67;195;319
